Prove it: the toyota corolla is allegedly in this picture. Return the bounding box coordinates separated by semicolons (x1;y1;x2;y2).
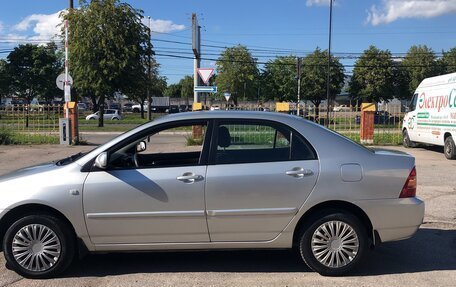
0;111;424;278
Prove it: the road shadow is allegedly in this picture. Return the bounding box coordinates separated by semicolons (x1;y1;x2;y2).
418;145;445;156
60;228;455;277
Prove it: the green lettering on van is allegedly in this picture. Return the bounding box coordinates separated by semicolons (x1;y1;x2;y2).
417;112;430;119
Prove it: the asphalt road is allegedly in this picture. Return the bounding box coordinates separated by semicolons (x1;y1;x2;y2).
0;142;454;286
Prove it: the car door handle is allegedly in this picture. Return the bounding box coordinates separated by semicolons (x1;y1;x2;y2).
286;168;313;178
176;173;204;183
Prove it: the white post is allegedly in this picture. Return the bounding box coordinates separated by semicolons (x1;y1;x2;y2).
64;19;70;118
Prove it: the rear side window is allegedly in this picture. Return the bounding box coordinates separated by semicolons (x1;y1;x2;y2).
214;121;316;164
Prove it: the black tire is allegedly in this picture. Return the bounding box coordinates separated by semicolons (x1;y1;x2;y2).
3;215;75;279
299;212;368;276
444;136;456;160
403;129;417;148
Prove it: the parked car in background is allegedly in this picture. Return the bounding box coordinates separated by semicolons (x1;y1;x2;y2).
333;105;351;112
168;105;180;114
210;105;220;111
179;104;190;112
0;111;423;278
85;109;122;120
77;103;87;112
109;103;120;110
355;111;400;125
122;103;133;113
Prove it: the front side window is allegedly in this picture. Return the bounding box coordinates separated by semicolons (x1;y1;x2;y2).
409;93;418;111
215;121;316;164
107;122;208;169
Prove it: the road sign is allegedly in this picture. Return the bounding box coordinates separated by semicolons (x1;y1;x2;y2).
194;86;217;93
197;68;214;84
224;92;231;101
56;73;73;90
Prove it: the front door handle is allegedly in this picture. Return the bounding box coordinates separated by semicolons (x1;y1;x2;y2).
177;172;204;183
286;167;313;178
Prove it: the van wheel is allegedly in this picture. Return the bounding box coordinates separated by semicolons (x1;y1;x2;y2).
444;136;456;160
403;130;416;148
298;212;368;276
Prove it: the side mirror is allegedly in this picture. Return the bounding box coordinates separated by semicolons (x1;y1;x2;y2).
94;152;108;169
136;141;147;152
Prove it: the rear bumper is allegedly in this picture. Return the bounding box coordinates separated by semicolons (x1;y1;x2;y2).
354;197;424;243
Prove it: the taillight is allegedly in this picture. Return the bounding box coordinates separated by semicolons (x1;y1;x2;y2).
400;167;417;198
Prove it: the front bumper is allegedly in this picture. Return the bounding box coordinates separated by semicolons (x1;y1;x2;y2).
354;197;425;243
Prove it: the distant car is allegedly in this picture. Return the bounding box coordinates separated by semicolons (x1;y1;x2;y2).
355;111;400;125
210;105;220;111
85;109;122;120
168;105;180;114
122;103;133;113
77;103;87;112
179;105;190;112
333;105;351;112
109;103;120;110
0;111;423;278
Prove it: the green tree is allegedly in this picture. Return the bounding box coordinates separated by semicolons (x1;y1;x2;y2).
262;56;297;101
0;59;10;104
401;45;439;96
301;48;345;119
442;47;456;73
349;45;395;103
64;0;150;126
179;75;194;104
215;45;259;104
124;58;163;119
7;44;61;104
164;83;182;98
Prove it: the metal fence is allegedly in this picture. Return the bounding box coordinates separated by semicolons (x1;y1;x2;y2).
301;105;404;145
0;104;405;145
0;105;63;144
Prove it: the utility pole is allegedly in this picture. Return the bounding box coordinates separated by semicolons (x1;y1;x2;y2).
326;0;333;127
296;57;301;116
147;16;152;120
192;13;200;106
69;0;73;9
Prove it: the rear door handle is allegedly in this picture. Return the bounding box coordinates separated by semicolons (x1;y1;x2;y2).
286;168;313;178
177;172;204;183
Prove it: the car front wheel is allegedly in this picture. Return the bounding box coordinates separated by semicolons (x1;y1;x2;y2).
444;136;456;160
3;215;75;278
299;212;368;276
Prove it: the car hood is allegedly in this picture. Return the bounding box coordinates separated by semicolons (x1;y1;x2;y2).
0;162;60;183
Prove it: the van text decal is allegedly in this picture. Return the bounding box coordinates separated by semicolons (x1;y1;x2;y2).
418;89;456;112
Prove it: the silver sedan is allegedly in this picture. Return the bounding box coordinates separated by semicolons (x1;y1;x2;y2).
0;111;424;278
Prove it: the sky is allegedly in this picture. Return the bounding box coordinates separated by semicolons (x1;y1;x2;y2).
0;0;455;84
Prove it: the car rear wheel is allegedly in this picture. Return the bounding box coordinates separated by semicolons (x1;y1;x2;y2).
299;212;368;276
403;130;416;148
3;215;75;278
444;136;456;160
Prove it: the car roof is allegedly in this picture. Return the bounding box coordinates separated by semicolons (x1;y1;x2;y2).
157;110;299;122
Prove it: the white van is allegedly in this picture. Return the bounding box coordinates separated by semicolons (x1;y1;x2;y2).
402;72;456;159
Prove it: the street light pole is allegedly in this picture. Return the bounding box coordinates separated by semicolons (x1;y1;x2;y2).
147;16;152;121
326;0;333;127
